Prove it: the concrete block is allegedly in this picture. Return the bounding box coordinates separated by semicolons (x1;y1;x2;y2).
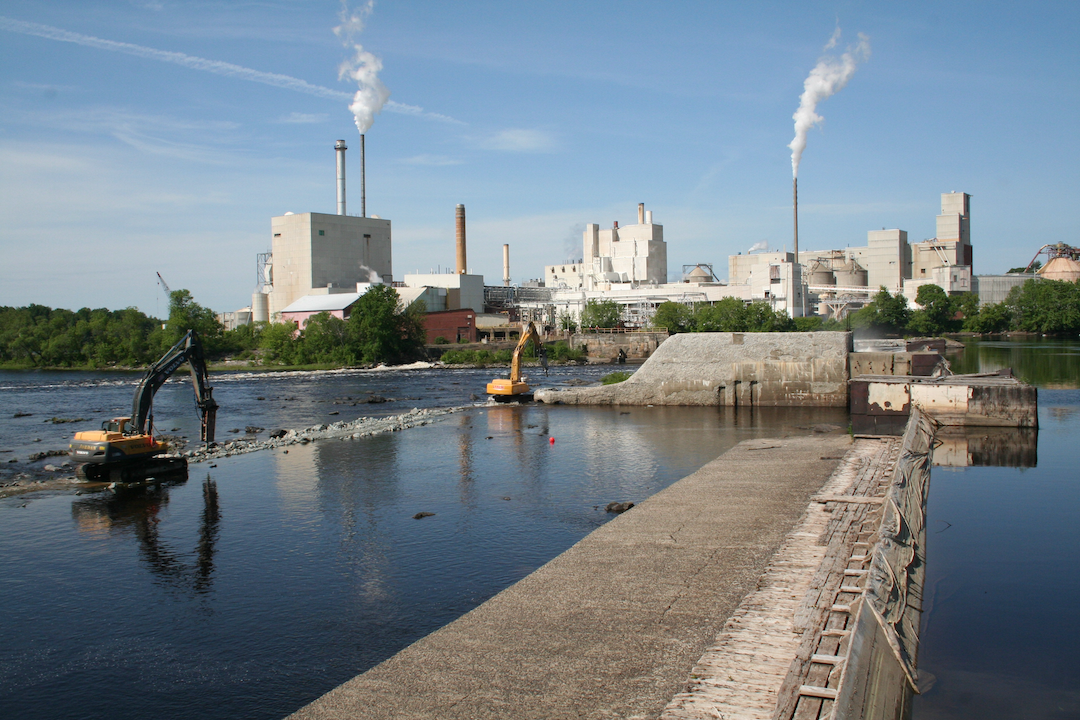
537;332;851;407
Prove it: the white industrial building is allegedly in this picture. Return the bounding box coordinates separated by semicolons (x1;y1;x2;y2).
729;192;974;318
530;204;806;327
544;204;667;290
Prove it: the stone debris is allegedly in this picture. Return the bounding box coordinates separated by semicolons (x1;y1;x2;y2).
183;406;467;464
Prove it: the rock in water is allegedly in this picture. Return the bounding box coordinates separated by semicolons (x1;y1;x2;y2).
412;511;435;520
605;501;634;514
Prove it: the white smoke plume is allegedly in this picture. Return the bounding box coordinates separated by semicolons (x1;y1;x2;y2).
358;264;383;283
748;240;769;254
789;29;870;178
335;1;390;135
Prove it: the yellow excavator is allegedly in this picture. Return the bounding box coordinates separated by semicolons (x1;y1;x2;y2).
486;321;548;400
69;330;218;483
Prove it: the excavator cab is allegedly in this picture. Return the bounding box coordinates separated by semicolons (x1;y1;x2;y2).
103;418;130;434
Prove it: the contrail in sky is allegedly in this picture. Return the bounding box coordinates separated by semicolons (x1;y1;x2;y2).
0;15;462;125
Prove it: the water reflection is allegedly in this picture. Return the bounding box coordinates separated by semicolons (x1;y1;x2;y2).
312;436;401;609
947;337;1080;389
935;427;1037;468
71;475;221;596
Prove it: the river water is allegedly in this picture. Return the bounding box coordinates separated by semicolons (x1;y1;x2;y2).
913;338;1080;720
3;340;1076;720
0;363;847;720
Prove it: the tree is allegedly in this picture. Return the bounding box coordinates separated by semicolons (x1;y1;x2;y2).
850;287;910;334
557;311;577;333
301;312;355;365
580;299;620;328
259;321;300;364
742;301;796;332
908;284;956;335
964;301;1012;333
164;289;222;351
1007;279;1080;334
653;301;693;333
347;285;425;364
692;297;747;331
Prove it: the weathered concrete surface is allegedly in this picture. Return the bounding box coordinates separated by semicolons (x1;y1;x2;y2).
572;330;669;361
850;373;1038;427
849;351;944;378
536;332;851;407
287;432;853;720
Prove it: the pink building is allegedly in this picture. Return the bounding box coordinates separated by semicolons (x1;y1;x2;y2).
279;292;363;330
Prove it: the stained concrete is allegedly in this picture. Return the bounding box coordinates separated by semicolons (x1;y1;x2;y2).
287;431;852;720
536;332;851;407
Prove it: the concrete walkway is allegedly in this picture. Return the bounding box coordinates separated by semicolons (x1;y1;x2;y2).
288;432;853;720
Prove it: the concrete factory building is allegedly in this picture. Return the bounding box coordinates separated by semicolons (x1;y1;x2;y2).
262;212;392;320
729;192;973;318
252;140;393;322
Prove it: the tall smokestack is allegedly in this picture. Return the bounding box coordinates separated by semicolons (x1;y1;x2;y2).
638;203;645;224
335;139;347;216
360;134;366;218
793;177;799;265
502;244;510;286
455;204;467;274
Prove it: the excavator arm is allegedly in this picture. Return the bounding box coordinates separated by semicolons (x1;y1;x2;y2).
131;330;218;443
487;322;547;398
508;322;547;383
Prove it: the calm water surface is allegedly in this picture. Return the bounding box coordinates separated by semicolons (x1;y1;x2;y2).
0;364;847;719
914;338;1080;719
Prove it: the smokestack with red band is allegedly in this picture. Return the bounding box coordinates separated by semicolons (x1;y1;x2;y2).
503;244;510;286
335;139;347;216
456;204;467;274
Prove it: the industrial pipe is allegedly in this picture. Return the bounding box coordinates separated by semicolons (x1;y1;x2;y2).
335;139;347;216
793;177;799;266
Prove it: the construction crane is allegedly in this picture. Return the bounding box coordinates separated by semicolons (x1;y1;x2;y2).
156;272;172;300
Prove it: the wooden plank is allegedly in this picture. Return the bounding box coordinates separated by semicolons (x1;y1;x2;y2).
799;685;839;699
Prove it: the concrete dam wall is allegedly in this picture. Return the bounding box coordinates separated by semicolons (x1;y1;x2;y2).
536;331;852;407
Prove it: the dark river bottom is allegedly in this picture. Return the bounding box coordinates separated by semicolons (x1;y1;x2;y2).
0;399;847;720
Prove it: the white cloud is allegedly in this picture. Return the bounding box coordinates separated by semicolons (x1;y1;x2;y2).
478;128;557;153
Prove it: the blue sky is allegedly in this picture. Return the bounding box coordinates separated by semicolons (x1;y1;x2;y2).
2;1;1078;316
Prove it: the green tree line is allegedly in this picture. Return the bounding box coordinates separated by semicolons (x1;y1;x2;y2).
0;285;426;369
649;278;1080;337
848;279;1080;336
